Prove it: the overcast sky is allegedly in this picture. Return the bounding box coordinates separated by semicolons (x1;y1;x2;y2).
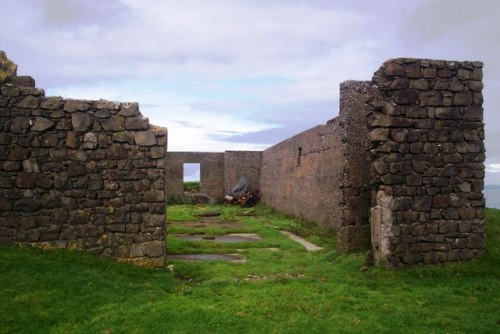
1;0;499;184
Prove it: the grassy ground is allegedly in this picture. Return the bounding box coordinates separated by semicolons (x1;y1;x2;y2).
183;181;200;193
1;205;499;333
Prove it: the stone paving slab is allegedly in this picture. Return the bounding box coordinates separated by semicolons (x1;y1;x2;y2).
171;233;261;243
280;231;323;251
168;253;247;263
169;221;246;229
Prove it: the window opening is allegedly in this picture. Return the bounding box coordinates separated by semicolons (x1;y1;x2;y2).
183;163;200;193
297;147;302;166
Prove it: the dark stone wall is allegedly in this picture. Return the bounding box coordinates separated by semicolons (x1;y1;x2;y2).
260;123;343;230
3;51;485;268
224;151;262;193
368;58;485;267
0;52;167;267
337;81;373;253
166;152;225;201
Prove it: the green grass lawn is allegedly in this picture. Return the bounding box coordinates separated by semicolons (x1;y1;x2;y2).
1;205;499;333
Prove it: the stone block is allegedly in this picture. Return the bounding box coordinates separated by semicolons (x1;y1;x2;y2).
384;63;405;76
41;97;64;110
71;112;93;132
406;63;421;78
101;115;123;131
143;241;164;257
453;92;473;106
10;117;30;133
409;79;429;90
119;102;139;117
18;96;39;109
8;146;30;161
106;145;129;160
32;117;55;132
64;99;90;112
125;117;149;130
134;131;156;146
143;214;165;227
41;133;59;147
435;107;461;120
143;191;165;202
1;85;19;96
14;198;41;212
369;128;389;142
96;99;120;111
15;172;37;188
112;131;135;144
2;161;22;171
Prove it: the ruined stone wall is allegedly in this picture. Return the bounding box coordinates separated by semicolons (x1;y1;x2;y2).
166;152;225;200
260;123;343;230
337;81;373;252
224;151;262;193
0;52;167;267
368;58;485;267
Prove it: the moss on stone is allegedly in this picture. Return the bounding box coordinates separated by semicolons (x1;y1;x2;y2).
0;51;18;83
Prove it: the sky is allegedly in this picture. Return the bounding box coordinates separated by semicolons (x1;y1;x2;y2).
1;0;500;184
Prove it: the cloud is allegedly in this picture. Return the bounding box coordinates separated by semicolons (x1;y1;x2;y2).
2;0;500;183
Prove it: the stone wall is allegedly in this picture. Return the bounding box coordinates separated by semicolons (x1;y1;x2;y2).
336;81;373;252
0;52;167;267
2;51;486;268
166;152;225;201
368;58;485;267
260;123;343;230
224;151;262;193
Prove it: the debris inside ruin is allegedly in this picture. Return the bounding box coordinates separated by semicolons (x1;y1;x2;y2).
224;177;261;207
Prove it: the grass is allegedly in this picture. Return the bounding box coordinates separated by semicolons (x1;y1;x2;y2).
183;181;200;193
0;205;499;333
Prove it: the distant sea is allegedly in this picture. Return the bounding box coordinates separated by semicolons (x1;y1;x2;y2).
484;185;500;209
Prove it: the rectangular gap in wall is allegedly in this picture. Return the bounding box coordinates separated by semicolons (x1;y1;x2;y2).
297;147;302;166
183;163;200;193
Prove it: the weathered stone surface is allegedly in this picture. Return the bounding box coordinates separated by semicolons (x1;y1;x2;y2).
64;99;90;112
143;191;165;202
40;97;64;110
0;52;166;266
112;131;135;144
119;102;139;117
18;96;39;109
67;164;86;177
15;172;37;188
101;115;123;131
1;85;19;96
369;128;389;142
2;161;21;171
14;198;41;212
71;112;93;132
125;117;149;130
1;52;485;269
31;117;55;132
0;51;18;83
150;147;165;159
134;131;156;146
96;99;120;111
368;58;485;267
10;117;30;133
8;146;30;161
105;145;129;160
81;132;98;150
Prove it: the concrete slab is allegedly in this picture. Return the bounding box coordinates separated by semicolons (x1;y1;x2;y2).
171;233;261;243
168;253;246;263
169;221;246;229
196;211;221;218
280;231;323;251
